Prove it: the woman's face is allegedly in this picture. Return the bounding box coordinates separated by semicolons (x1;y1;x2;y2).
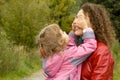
72;9;91;36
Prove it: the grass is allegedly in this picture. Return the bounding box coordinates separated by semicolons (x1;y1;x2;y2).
0;47;42;80
0;30;42;80
0;37;119;80
0;58;42;80
111;40;120;80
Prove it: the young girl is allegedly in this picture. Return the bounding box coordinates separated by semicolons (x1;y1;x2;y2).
37;23;96;80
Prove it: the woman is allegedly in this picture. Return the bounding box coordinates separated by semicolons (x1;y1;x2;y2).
72;3;115;80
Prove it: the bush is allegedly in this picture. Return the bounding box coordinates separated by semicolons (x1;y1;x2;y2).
111;40;120;80
1;0;50;48
0;28;19;75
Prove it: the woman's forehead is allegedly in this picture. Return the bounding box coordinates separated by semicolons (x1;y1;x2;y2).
77;9;85;17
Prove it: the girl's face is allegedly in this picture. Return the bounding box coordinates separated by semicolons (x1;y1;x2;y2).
72;9;91;36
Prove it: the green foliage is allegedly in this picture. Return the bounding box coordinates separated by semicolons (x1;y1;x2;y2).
48;0;76;33
0;0;119;79
0;0;8;4
0;28;19;75
0;0;82;48
1;0;50;48
111;40;120;80
0;28;41;78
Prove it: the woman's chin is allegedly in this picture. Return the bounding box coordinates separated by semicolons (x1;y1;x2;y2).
75;31;83;36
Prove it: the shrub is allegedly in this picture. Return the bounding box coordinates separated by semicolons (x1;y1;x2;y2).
0;28;19;75
111;40;120;80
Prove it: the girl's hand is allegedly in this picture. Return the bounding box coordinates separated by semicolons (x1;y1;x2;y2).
78;16;88;29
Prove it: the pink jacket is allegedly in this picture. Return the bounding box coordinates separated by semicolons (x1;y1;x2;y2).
42;28;97;80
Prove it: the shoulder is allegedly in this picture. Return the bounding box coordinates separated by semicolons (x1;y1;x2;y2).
97;42;108;50
94;42;111;57
87;42;114;66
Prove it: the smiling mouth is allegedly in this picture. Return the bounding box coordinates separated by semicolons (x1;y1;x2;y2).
74;26;82;31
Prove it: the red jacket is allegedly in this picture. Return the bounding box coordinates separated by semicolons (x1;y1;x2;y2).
81;42;114;80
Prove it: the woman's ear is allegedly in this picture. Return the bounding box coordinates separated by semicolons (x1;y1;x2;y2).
58;38;64;46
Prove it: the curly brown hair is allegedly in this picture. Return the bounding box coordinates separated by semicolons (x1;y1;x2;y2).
81;3;115;48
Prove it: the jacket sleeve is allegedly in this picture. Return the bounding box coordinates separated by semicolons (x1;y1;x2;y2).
68;31;91;64
91;47;114;80
42;54;63;77
69;31;80;45
66;28;97;66
68;28;97;59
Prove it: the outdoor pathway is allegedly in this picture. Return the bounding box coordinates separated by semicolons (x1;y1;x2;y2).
22;70;45;80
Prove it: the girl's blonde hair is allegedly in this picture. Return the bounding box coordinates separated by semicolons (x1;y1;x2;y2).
37;24;65;58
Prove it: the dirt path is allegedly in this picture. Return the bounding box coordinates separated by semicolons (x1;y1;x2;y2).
22;70;45;80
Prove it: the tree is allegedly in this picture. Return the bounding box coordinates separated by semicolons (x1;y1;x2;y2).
0;27;19;74
47;0;76;33
1;0;50;48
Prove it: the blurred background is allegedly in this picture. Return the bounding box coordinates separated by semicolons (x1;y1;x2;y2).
0;0;119;80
